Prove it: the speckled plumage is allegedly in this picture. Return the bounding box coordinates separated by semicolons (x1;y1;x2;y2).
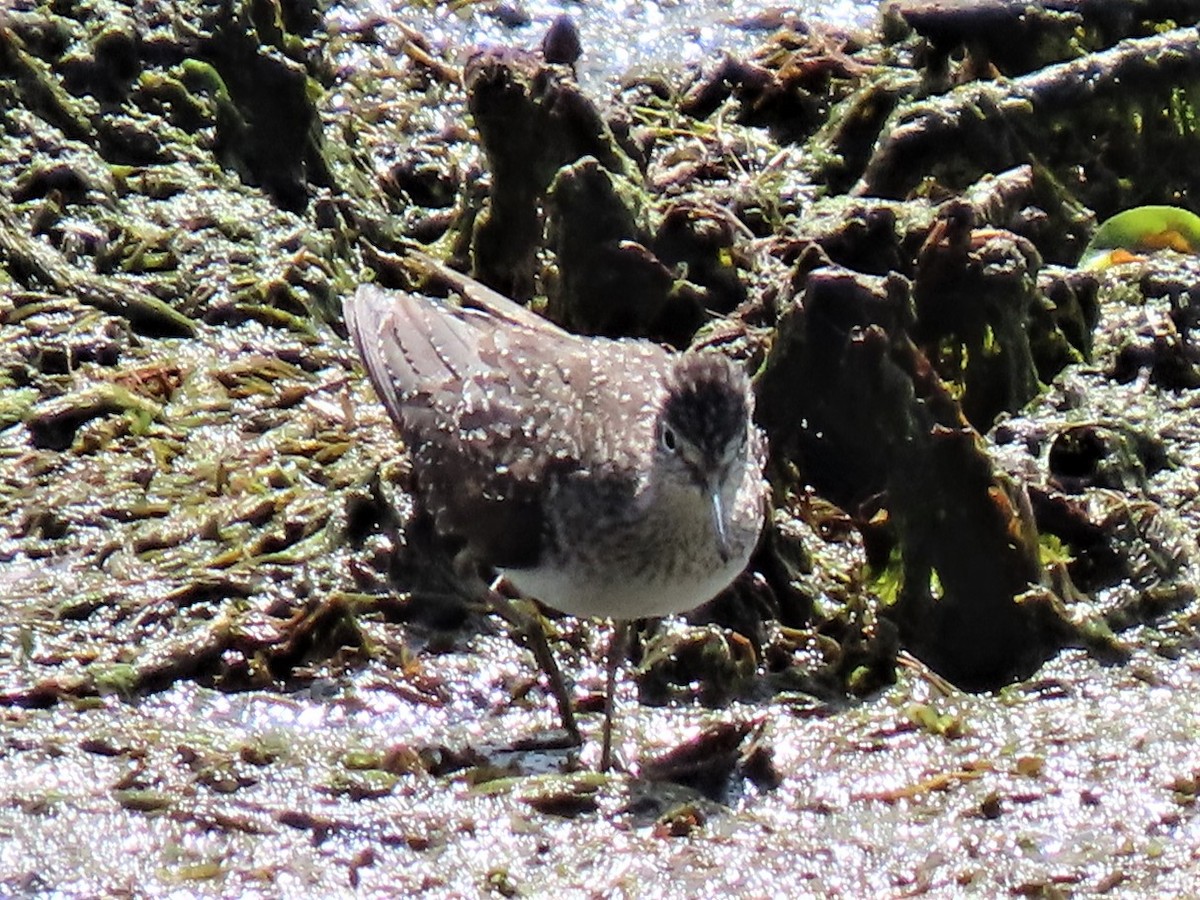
343;271;767;623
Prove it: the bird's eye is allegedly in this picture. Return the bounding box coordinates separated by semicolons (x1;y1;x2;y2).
660;424;678;452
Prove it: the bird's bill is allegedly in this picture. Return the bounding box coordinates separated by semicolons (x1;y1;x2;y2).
709;485;732;563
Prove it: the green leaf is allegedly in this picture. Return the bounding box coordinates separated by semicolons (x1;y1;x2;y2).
1081;205;1200;269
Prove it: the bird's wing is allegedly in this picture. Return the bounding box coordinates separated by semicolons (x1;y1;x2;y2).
344;279;675;567
344;284;477;431
343;283;570;567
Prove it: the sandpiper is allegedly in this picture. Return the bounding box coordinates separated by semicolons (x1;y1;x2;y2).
344;258;767;770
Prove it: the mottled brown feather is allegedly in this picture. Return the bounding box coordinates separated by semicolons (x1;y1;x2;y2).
344;282;677;568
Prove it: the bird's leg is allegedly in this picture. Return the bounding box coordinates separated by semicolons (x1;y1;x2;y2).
481;573;581;746
600;619;629;773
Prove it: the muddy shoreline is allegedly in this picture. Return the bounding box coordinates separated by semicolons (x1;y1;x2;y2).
3;0;1200;895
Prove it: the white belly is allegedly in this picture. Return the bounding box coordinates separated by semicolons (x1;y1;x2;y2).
501;550;748;621
502;455;764;621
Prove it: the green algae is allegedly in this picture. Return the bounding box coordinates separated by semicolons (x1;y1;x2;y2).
1;0;1200;894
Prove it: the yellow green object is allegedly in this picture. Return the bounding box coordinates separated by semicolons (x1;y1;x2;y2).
1080;205;1200;269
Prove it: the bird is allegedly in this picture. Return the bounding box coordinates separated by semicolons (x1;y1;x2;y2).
343;256;767;770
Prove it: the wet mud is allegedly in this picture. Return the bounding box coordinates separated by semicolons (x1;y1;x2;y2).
2;0;1200;895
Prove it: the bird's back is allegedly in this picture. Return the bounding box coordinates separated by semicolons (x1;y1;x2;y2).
343;282;673;568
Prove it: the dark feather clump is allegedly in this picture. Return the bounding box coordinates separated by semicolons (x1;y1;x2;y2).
661;353;750;458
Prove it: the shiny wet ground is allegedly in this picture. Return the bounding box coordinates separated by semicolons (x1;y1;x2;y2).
2;629;1198;896
331;0;876;91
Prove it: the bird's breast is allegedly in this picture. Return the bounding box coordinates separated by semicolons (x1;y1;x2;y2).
501;476;760;620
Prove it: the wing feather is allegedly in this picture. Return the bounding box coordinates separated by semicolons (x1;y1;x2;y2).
342;276;675;568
